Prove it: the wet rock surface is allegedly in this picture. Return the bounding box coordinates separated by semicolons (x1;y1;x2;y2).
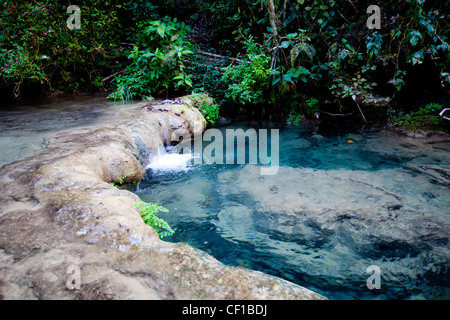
0;100;325;300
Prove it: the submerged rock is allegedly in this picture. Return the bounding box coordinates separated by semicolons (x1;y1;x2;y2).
215;116;232;126
216;163;450;295
0;99;325;300
282;138;311;149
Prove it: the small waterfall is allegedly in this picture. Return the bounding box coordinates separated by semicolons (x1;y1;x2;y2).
135;180;141;193
146;145;193;171
161;125;170;146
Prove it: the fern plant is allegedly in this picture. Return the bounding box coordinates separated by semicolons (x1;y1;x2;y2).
134;201;174;239
109;171;135;187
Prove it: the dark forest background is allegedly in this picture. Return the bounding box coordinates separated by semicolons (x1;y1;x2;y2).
1;1;449;128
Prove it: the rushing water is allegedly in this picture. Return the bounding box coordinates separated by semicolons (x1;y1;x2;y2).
130;121;450;300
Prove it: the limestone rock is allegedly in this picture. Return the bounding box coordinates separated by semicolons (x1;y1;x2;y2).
0;99;325;300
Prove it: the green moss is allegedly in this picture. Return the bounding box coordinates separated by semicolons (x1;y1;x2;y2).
389;109;446;135
188;93;219;126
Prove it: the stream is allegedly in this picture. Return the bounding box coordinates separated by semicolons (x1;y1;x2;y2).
0;94;127;167
129;121;450;300
1;97;449;300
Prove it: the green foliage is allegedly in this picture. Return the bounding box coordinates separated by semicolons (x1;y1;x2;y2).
285;30;317;66
0;1;125;95
109;171;135;187
173;73;193;89
271;65;312;95
304;98;319;117
286;110;303;126
388;102;445;132
330;72;377;101
134;201;174;239
366;32;383;62
186;52;230;105
270;0;447;120
107;71;150;103
189;92;220;126
108;17;194;101
286;96;319;125
417;103;443;116
199;102;220;126
221;37;272;106
2;0;448;126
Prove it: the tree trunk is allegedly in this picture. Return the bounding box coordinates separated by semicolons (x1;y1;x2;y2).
267;0;279;69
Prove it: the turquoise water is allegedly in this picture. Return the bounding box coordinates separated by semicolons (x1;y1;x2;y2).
130;121;450;300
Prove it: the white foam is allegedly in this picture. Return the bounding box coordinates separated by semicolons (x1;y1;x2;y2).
146;151;193;171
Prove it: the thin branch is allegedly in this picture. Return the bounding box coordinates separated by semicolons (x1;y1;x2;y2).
197;50;246;63
101;68;126;82
346;0;360;14
117;42;136;46
320;111;355;117
352;95;368;124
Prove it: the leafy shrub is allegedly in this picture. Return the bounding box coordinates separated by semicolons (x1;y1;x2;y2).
286;110;303;125
2;0;448;124
107;71;151;103
186;51;230;104
134;201;174;239
388;102;445;132
199;102;220;126
189;92;220;126
0;1;124;95
221;37;272;106
108;17;194;101
304;98;320;117
416;102;443;116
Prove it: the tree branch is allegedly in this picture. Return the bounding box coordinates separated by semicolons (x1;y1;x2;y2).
197;50;246;63
101;69;126;82
320;111;355;117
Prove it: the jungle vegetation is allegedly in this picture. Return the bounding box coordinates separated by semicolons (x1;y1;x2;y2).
1;0;449;128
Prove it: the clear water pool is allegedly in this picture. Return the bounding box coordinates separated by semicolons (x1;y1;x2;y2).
129;121;450;300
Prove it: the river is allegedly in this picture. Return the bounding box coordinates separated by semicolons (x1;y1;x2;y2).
1;96;449;299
